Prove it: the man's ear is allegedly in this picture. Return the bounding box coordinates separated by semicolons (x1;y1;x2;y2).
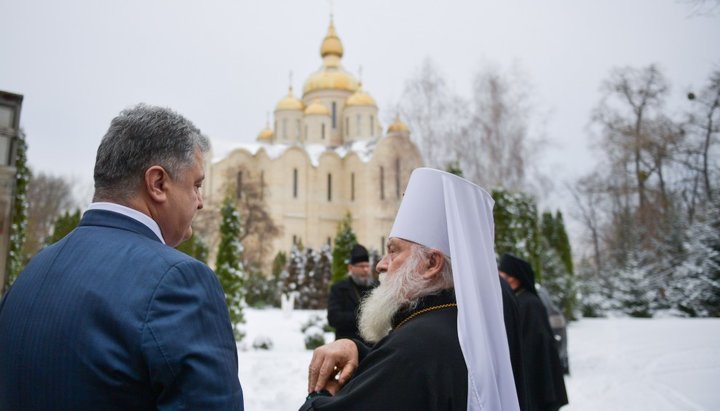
145;165;169;203
421;250;445;280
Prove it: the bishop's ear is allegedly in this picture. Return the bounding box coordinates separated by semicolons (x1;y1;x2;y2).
421;249;445;280
145;165;170;203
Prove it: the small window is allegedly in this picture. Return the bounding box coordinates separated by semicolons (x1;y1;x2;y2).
351;172;355;202
381;236;386;256
370;115;375;136
395;157;401;199
356;114;361;136
293;168;298;198
380;166;385;200
282;118;288;139
296;119;301;140
332;101;337;129
345;117;349;135
236;171;242;199
327;173;332;202
322;123;326;140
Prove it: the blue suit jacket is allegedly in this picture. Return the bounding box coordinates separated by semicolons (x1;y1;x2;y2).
0;210;244;410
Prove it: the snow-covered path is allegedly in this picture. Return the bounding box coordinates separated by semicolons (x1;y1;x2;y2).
238;310;720;411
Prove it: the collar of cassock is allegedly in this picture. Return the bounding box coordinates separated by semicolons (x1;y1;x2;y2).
390;289;457;330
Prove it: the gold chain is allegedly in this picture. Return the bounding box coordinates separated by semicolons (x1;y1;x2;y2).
394;303;458;330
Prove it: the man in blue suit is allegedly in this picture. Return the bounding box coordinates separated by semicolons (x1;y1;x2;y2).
0;104;244;410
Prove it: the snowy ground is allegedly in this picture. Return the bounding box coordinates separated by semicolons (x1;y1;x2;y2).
238;309;720;411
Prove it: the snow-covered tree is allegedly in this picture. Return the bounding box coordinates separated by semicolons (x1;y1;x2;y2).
281;244;306;304
214;197;247;340
5;133;29;292
668;202;720;317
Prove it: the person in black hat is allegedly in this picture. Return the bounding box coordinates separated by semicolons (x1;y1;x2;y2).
327;244;377;343
499;253;568;411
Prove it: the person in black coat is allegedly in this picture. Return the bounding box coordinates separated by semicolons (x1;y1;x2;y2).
501;277;529;411
327;244;377;343
499;254;568;411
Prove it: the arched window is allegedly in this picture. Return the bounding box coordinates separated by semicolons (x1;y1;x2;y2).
370;115;375;136
321;123;326;140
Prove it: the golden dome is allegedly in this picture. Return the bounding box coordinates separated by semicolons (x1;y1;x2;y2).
275;86;303;111
302;19;359;95
257;124;274;141
303;68;359;94
304;100;330;116
320;19;343;58
387;115;410;133
346;84;377;107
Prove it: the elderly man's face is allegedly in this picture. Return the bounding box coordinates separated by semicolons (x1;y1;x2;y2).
376;237;415;276
359;238;447;343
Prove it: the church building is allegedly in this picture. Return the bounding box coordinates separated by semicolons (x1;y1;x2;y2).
206;18;423;267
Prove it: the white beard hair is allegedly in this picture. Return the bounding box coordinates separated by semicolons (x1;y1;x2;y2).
358;248;428;343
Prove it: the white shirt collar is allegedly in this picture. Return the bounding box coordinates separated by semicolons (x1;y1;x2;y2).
85;202;165;244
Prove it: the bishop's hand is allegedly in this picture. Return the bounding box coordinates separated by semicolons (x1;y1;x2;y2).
307;338;358;395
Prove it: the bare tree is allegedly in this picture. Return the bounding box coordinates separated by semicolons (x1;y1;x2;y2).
591;64;673;232
23;172;76;259
464;64;542;192
687;68;720;203
397;59;544;194
396;58;465;169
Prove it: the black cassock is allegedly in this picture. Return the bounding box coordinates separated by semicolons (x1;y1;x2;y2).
516;289;569;411
327;278;375;343
301;290;468;411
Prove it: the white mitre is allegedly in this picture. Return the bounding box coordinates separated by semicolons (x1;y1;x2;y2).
389;167;519;411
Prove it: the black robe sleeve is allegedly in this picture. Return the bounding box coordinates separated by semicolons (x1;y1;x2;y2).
300;308;468;411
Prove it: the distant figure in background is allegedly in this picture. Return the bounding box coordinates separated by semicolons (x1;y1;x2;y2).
499;253;568;411
327;244;377;343
501;276;529;411
0;104;243;410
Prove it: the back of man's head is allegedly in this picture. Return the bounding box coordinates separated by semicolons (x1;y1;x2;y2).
93;104;209;202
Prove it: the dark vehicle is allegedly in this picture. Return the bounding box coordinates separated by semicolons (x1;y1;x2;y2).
536;285;569;375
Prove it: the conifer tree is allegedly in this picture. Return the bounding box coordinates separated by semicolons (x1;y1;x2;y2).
46;209;81;245
175;232;209;263
493;188;541;277
540;211;577;318
331;212;357;283
281;244;306;305
214;197;246;340
5;134;29;292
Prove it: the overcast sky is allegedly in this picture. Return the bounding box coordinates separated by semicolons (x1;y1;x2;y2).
1;0;718;206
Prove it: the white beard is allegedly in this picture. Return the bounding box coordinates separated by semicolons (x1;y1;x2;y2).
358;250;425;343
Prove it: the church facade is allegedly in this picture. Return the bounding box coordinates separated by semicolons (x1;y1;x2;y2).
206;19;423;267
